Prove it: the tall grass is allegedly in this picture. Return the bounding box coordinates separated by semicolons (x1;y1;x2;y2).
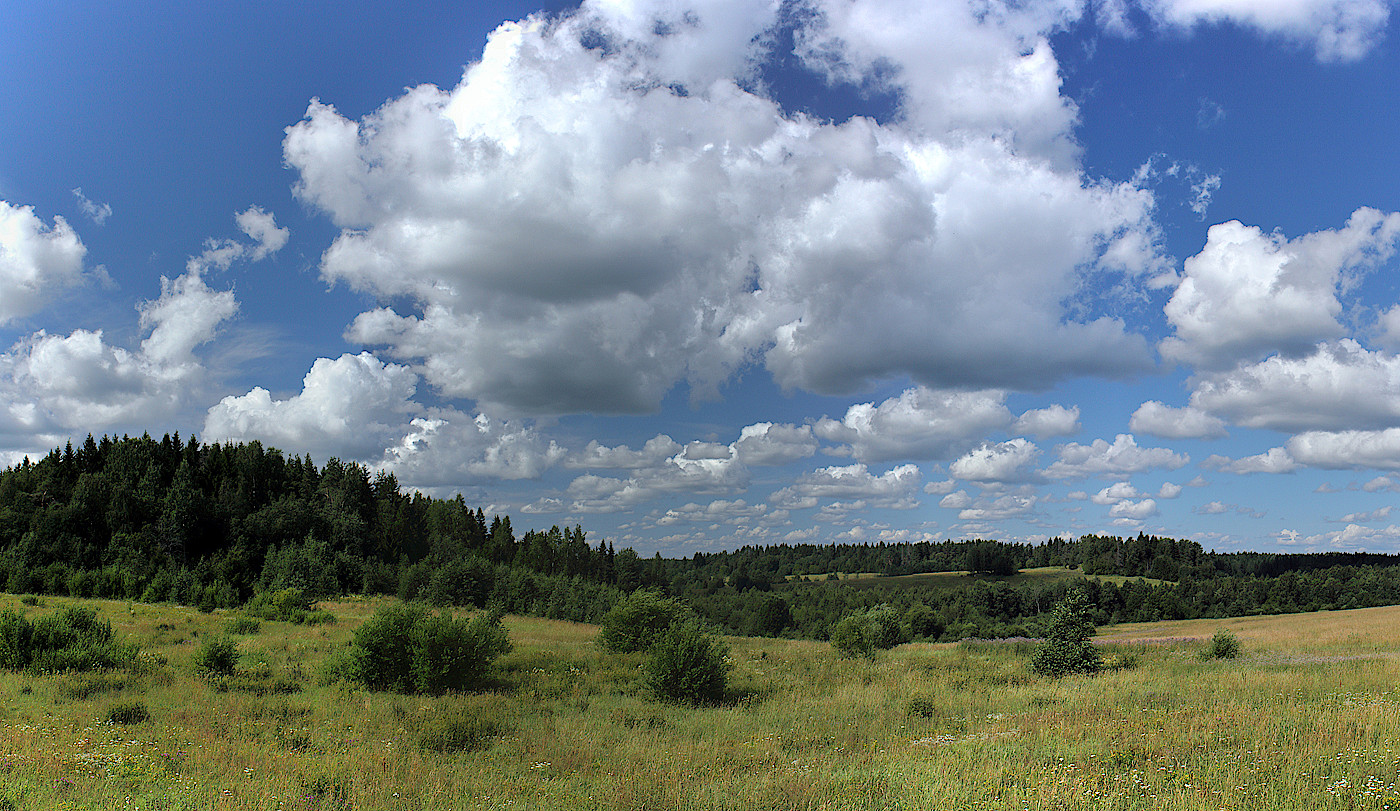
0;594;1396;810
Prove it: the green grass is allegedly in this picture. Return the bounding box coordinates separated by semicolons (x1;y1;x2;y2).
0;594;1394;809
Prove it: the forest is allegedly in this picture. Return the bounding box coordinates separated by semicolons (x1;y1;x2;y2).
3;434;1400;640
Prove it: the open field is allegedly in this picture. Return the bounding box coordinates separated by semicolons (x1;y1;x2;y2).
0;595;1397;810
788;565;1172;590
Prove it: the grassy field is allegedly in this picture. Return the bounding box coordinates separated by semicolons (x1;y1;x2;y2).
789;565;1172;590
0;595;1397;810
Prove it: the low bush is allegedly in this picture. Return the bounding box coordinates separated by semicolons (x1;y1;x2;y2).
1204;629;1242;660
643;621;729;705
0;607;136;673
192;636;239;676
243;589;336;625
225;616;261;635
598;589;692;653
336;603;511;694
106;701;150;725
830;604;906;659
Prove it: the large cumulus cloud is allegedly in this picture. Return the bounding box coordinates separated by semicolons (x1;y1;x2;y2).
0;201;89;326
286;0;1161;416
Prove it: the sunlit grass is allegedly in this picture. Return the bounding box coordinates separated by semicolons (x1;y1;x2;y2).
0;594;1396;809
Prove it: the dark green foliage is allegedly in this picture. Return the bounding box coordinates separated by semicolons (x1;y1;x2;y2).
598;589;691;653
106;701;150;724
410;611;512;693
225;615;261;635
1204;629;1242;660
338;603;511;694
966;541;1019;575
829;604;906;658
903;602;942;640
192;635;239;676
906;697;937;718
0;606;135;673
829;614;874;659
1029;590;1102;677
643;621;729;704
243;588;335;625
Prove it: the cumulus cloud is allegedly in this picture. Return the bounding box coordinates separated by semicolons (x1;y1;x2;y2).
1189;340;1400;432
949;438;1040;483
1012;404;1081;438
1286;429;1400;470
1109;498;1158;519
1129;400;1227;439
1091;481;1143;504
770;463;921;510
733;422;817;466
286;0;1162;415
1337;505;1393;523
1162;209;1400;369
1044;433;1188;479
1203;447;1299;474
0;201;88;325
1136;0;1391;62
205;352;566;484
236;206;291;260
814;386;1012;462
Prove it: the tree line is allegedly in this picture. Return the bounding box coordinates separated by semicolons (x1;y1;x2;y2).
3;434;1400;641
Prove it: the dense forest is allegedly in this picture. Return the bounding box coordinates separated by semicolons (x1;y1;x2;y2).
3;434;1400;641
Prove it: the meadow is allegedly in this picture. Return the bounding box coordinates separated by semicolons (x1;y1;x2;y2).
0;594;1397;810
788;565;1173;591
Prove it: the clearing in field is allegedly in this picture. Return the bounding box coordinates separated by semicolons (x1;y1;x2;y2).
0;595;1396;810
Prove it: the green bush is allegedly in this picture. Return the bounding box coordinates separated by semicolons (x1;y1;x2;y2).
192;636;239;676
830;614;875;659
243;588;334;625
643;621;729;705
339;603;511;694
225;616;261;635
1204;629;1242;660
598;589;691;653
106;701;150;724
0;607;135;673
1029;591;1102;677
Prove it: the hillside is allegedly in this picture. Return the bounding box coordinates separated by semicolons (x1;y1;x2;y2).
1;594;1398;809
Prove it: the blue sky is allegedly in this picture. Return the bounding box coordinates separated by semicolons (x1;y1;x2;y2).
4;0;1400;556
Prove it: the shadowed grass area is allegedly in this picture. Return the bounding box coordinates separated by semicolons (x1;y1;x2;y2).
0;594;1396;809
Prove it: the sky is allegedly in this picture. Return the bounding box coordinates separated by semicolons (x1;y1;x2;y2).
4;0;1400;557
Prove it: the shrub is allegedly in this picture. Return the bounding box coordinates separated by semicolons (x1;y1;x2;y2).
906;697;938;718
1204;629;1242;660
0;607;136;673
643;621;729;705
1029;591;1102;677
242;588;334;625
192;636;239;676
410;610;512;693
830;604;906;658
225;616;261;635
598;589;691;653
106;701;150;725
339;603;511;694
830;614;875;659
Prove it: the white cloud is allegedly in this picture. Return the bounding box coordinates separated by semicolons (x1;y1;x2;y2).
568;435;683;470
137;271;239;366
287;0;1162;415
1196;500;1229;515
733;422;817;466
957;492;1039;521
770;463;921;509
1136;0;1391;62
71;188;112;225
1130;400;1227;439
0;201;88;325
206;352;565;483
236;205;290;260
1162;209;1400;369
1337;505;1393;523
1012;403;1081;438
1204;447;1299;474
1294;523;1400;551
923;479;956;495
1190;340;1400;432
949;438;1041;483
814;386;1012;462
939;489;973;510
1158;481;1183;498
1109;498;1159;519
1045;433;1188;479
1286;428;1400;470
1091;481;1143;504
1363;476;1400;493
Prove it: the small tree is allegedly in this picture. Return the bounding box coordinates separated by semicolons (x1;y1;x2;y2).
598;589;690;653
192;636;239;676
1029;590;1102;677
338;603;511;694
830;614;875;659
1203;629;1241;660
644;621;729;704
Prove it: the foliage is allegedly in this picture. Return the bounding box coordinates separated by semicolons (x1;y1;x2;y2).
192;635;239;676
337;603;511;694
0;606;136;673
415;701;506;752
105;701;150;724
243;588;334;625
598;589;691;653
225;615;261;635
1029;591;1102;677
643;621;729;705
1204;629;1242;660
829;604;906;658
